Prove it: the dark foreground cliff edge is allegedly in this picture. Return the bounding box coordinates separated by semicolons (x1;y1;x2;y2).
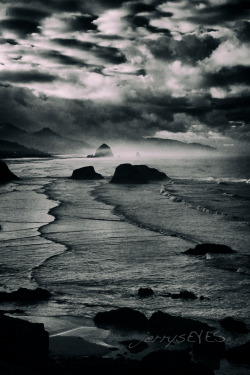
0;160;19;183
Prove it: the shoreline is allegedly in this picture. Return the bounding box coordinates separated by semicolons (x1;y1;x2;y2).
1;158;250;374
91;181;199;244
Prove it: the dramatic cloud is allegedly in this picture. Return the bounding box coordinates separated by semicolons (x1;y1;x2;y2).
148;34;220;64
235;20;250;43
0;0;249;152
0;70;57;83
203;66;250;87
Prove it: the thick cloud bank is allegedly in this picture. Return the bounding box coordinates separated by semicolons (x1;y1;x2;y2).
0;0;249;152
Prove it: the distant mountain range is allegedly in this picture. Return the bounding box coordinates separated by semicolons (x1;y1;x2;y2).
0;123;92;155
142;137;216;151
0;123;216;158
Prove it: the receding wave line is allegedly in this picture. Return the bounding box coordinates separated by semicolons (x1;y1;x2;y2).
160;186;249;224
30;183;72;284
91;186;199;245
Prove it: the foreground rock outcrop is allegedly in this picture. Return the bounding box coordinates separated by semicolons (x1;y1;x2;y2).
193;333;226;359
141;349;214;375
0;314;49;364
226;341;250;364
0;287;51;303
149;311;213;336
0;160;19;183
219;317;248;334
120;339;149;354
184;243;235;255
110;164;168;184
94;307;214;338
87;144;113;158
70;166;104;180
94;307;148;330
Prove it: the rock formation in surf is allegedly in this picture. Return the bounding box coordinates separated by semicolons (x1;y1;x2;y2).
184;243;235;255
138;287;154;297
0;160;19;182
0;287;51;303
87;144;113;158
70;166;104;180
94;307;148;330
169;290;197;300
110;164;168;184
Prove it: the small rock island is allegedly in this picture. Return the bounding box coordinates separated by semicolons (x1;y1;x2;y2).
184;243;235;255
87;144;113;158
110;163;168;184
70;166;104;180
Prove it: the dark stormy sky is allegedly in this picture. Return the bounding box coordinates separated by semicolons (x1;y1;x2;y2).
0;0;250;151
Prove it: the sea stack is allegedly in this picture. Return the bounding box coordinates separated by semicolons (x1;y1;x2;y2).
71;166;104;180
88;144;114;158
0;160;19;183
110;164;168;184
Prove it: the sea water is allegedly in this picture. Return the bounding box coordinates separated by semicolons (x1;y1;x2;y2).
0;156;250;335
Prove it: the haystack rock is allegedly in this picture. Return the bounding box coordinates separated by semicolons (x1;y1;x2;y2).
110;164;168;184
71;166;104;180
0;160;19;183
87;144;113;158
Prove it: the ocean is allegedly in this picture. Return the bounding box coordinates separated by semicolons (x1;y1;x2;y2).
0;155;250;350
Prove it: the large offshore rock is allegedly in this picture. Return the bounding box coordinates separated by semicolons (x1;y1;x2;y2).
110;164;168;184
71;166;104;180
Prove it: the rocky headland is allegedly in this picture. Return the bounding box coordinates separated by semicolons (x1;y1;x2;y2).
0;160;19;183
